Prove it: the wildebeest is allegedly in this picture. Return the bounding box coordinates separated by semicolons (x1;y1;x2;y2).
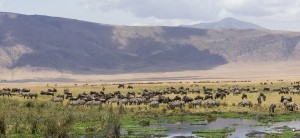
127;92;136;98
21;88;30;92
66;93;73;99
22;92;38;99
182;96;193;103
118;84;125;88
269;103;276;113
118;99;129;106
239;100;253;107
291;89;300;95
149;101;160;108
279;90;289;94
233;90;241;95
48;88;57;92
241;86;250;92
173;96;182;101
112;91;120;96
259;93;266;101
204;91;213;95
64;88;69;94
280;96;292;103
158;96;171;103
272;88;281;92
215;92;226;99
0;90;12;97
204;95;213;100
56;94;65;99
90;91;98;95
189;100;202;108
167;101;185;110
2;88;10;91
203;100;220;108
257;96;262;104
194;95;204;100
127;85;133;89
285;102;298;111
241;94;247;99
68;100;86;106
106;98;117;105
263;87;270;91
40;91;54;96
11;88;20;92
190;89;200;94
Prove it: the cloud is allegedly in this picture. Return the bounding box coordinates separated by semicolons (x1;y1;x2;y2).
78;0;300;31
79;0;223;20
131;18;204;26
79;0;300;21
0;0;6;7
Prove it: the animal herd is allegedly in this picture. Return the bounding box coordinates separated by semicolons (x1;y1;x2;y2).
1;82;300;112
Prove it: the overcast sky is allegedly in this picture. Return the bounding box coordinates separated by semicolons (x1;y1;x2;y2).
1;0;300;31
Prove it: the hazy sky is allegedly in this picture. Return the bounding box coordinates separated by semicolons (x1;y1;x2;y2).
1;0;300;31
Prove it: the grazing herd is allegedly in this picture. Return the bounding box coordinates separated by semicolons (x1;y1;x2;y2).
1;82;300;113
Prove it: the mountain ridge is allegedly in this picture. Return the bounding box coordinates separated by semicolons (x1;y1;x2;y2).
182;17;266;30
0;12;300;76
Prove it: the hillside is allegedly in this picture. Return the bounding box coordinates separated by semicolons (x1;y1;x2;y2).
182;18;265;30
1;12;300;81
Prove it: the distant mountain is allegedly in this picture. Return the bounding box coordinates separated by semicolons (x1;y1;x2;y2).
182;18;265;30
0;12;300;76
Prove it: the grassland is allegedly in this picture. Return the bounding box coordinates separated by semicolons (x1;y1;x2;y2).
0;80;300;137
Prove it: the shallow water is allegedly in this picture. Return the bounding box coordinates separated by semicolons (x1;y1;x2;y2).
153;118;300;138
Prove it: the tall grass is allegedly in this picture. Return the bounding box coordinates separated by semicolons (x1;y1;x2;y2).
0;98;121;137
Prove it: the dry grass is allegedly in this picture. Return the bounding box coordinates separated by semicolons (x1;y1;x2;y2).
0;80;298;114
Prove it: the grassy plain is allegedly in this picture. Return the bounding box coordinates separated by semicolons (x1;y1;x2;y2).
0;80;300;137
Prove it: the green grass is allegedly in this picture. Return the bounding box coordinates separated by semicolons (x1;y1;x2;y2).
192;127;235;138
266;126;300;138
